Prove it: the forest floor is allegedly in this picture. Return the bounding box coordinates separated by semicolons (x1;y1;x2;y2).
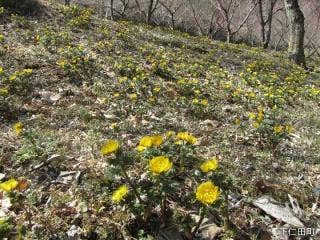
0;1;320;239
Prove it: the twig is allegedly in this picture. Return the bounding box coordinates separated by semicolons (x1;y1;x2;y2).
121;166;144;204
192;206;206;238
27;154;73;173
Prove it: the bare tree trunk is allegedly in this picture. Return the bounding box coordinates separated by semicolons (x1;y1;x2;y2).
147;0;154;24
257;0;278;49
264;12;273;48
110;0;114;20
188;0;206;35
284;0;306;66
215;0;257;43
146;0;159;24
257;0;266;44
226;24;232;43
159;1;183;29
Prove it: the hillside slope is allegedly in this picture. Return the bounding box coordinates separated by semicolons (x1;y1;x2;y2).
0;1;320;239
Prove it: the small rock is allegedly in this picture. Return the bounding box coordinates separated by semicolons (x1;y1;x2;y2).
244;164;256;172
313;186;320;196
67;225;81;240
253;196;304;227
272;162;281;171
39;91;62;103
0;173;5;181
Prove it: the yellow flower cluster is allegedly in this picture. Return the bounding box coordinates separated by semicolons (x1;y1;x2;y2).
9;69;33;81
0;87;8;96
111;184;129;203
200;158;218;173
176;132;197;145
273;125;284;134
129;93;137;101
100;139;120;156
149;156;173;175
196;181;220;205
0;179;19;192
274;124;294;134
62;5;93;29
56;46;92;76
192;98;208;107
136;132;197;146
136;135;163;151
13;122;23;135
153;87;161;93
57;59;68;69
248;107;264;129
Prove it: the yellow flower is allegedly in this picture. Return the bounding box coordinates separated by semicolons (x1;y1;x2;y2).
136;135;163;151
119;76;128;83
0;179;19;192
138;136;153;148
177;79;186;85
129;93;137;100
177;132;197;145
192;98;199;104
148;97;156;102
196;181;219;205
136;145;147;152
257;109;264;122
100;139;120;155
13;122;23;135
200;158;218;173
274;125;284;134
0;218;6;225
248;92;256;98
21;69;33;75
253;122;260;129
200;99;208;106
110;123;117;129
285;125;294;133
57;59;68;68
248;112;256;120
0;67;3;74
153;87;161;93
113;92;120;97
0;88;8;96
111;185;129;203
165;131;175;138
192;79;199;84
234;118;241;125
9;75;17;81
149;156;172;175
194;89;200;95
151;135;163;146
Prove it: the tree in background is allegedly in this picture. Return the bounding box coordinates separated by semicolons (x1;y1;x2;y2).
256;0;279;48
78;0;319;59
134;0;160;24
214;0;257;43
284;0;305;66
159;0;183;29
107;0;132;20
